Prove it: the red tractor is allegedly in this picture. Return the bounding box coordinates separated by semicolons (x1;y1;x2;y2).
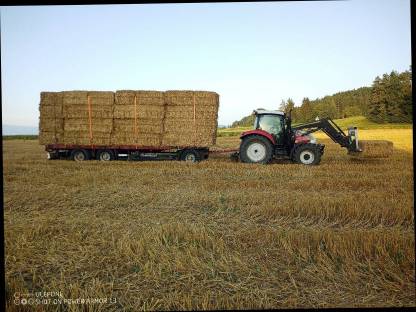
234;109;361;165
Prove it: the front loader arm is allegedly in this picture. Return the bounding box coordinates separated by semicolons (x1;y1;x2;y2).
292;118;361;152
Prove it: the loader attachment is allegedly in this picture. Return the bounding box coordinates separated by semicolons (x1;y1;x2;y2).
292;118;362;153
347;127;362;153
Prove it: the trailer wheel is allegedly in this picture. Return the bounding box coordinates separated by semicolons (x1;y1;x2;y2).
70;149;90;162
293;144;321;165
239;135;273;164
96;150;115;161
180;149;200;162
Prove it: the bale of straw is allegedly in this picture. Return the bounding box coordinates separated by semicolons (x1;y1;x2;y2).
113;118;163;134
165;90;219;107
39;92;63;118
162;131;216;147
39;92;64;145
63;118;113;133
40;92;63;106
39;117;64;131
63;105;114;118
62;91;89;105
110;133;161;146
39;131;64;145
63;130;111;145
113;105;165;119
40;105;62;118
349;140;394;158
115;90;165;106
164;105;218;119
88;91;114;106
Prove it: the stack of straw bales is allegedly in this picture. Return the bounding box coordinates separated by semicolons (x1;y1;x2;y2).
39;90;219;148
112;91;165;146
162;91;219;147
62;91;114;145
349;140;394;158
39;92;64;145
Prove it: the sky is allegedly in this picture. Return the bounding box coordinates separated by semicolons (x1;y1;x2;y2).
0;0;412;129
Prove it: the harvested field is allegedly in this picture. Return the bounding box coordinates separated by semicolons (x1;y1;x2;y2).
3;128;414;310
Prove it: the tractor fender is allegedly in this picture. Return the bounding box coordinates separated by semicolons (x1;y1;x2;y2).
240;129;276;145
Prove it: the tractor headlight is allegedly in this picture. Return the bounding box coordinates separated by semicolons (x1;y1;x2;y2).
308;134;317;144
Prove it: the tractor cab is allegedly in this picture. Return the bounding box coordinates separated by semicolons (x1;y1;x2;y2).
252;109;287;146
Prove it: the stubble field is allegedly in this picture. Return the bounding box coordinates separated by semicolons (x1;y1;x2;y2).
3;128;415;311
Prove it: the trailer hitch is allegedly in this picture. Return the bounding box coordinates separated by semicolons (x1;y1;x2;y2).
230;152;240;162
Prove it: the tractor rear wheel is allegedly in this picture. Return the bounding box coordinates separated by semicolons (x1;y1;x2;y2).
293;143;321;165
239;135;273;164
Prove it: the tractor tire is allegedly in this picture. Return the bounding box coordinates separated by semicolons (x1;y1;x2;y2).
180;149;201;163
293;143;321;165
70;149;90;162
96;149;115;161
239;135;273;164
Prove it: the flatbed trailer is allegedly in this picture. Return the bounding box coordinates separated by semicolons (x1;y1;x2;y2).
46;144;211;162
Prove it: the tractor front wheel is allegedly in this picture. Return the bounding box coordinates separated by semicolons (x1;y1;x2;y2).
293;143;321;165
239;135;273;164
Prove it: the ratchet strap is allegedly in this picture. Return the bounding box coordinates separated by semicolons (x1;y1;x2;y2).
87;95;93;146
134;94;138;148
193;93;196;146
53;95;57;143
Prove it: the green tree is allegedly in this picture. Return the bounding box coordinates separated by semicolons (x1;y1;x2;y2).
286;98;295;113
278;99;286;112
299;97;314;122
398;68;412;122
368;76;388;123
344;105;362;117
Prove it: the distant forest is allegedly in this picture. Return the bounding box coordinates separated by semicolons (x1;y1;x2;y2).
231;67;412;127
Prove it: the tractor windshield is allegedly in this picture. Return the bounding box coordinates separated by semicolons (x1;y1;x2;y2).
256;114;283;136
255;114;284;145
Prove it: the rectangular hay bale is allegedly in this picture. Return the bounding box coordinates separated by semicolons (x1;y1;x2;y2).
115;90;165;106
113;118;163;134
110;133;161;146
349;140;394;158
63;118;113;133
40;92;63;106
63;105;114;118
113;104;165;119
165;90;219;107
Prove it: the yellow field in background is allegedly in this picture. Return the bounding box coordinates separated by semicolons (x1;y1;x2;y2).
314;128;413;151
3;128;414;310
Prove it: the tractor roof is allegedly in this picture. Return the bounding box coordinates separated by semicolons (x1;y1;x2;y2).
253;109;285;116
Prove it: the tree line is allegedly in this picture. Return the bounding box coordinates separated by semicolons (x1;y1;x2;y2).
231;67;412;127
